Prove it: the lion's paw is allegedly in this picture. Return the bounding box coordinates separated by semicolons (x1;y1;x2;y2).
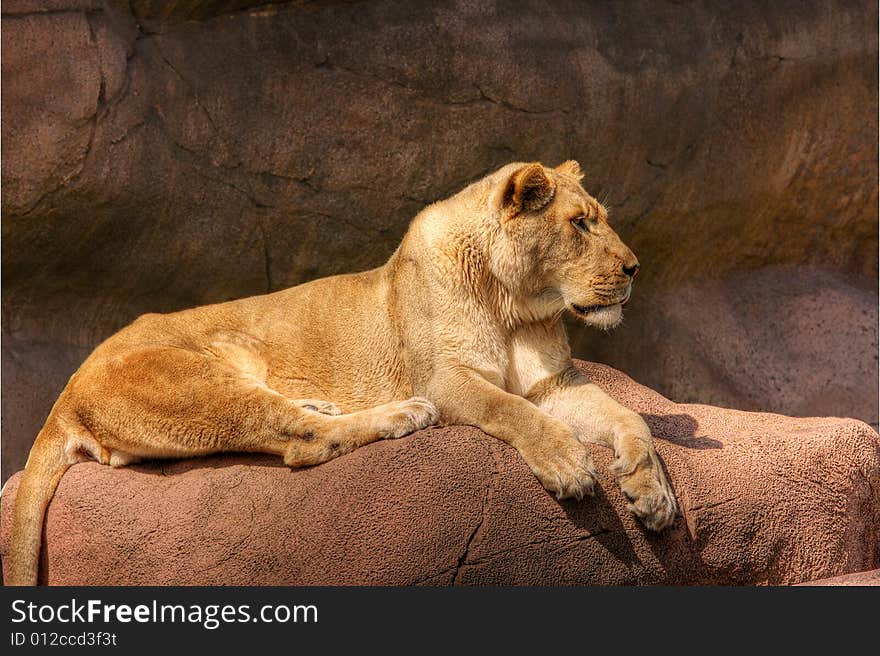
614;451;678;531
384;397;439;438
296;399;342;415
525;430;598;501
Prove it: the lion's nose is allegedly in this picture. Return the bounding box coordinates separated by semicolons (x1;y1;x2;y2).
622;262;640;278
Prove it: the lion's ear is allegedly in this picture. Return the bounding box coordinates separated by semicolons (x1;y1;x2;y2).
555;159;584;180
501;163;556;216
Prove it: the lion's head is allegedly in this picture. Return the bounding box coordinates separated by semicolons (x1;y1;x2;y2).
488;160;639;330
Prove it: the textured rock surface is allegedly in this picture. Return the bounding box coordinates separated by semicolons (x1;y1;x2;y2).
2;0;877;482
797;568;880;586
2;361;878;586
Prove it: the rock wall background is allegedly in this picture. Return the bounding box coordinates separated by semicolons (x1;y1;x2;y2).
3;0;877;483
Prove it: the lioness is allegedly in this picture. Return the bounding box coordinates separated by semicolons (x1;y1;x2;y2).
6;160;677;585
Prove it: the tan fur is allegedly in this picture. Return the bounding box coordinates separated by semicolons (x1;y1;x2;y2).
5;161;677;585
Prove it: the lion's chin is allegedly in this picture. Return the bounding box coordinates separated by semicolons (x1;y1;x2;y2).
568;302;623;329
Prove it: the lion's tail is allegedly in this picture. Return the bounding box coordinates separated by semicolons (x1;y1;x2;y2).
4;416;71;586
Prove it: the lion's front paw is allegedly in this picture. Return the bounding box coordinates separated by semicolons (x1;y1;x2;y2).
523;427;598;501
384;396;439;438
614;450;678;531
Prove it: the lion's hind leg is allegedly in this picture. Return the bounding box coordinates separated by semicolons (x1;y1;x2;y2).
74;347;437;469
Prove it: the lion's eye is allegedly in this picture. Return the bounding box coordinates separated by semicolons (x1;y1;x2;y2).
571;216;590;235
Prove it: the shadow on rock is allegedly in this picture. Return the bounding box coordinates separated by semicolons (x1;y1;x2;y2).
559;484;641;570
130;452;287;477
642;413;722;449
